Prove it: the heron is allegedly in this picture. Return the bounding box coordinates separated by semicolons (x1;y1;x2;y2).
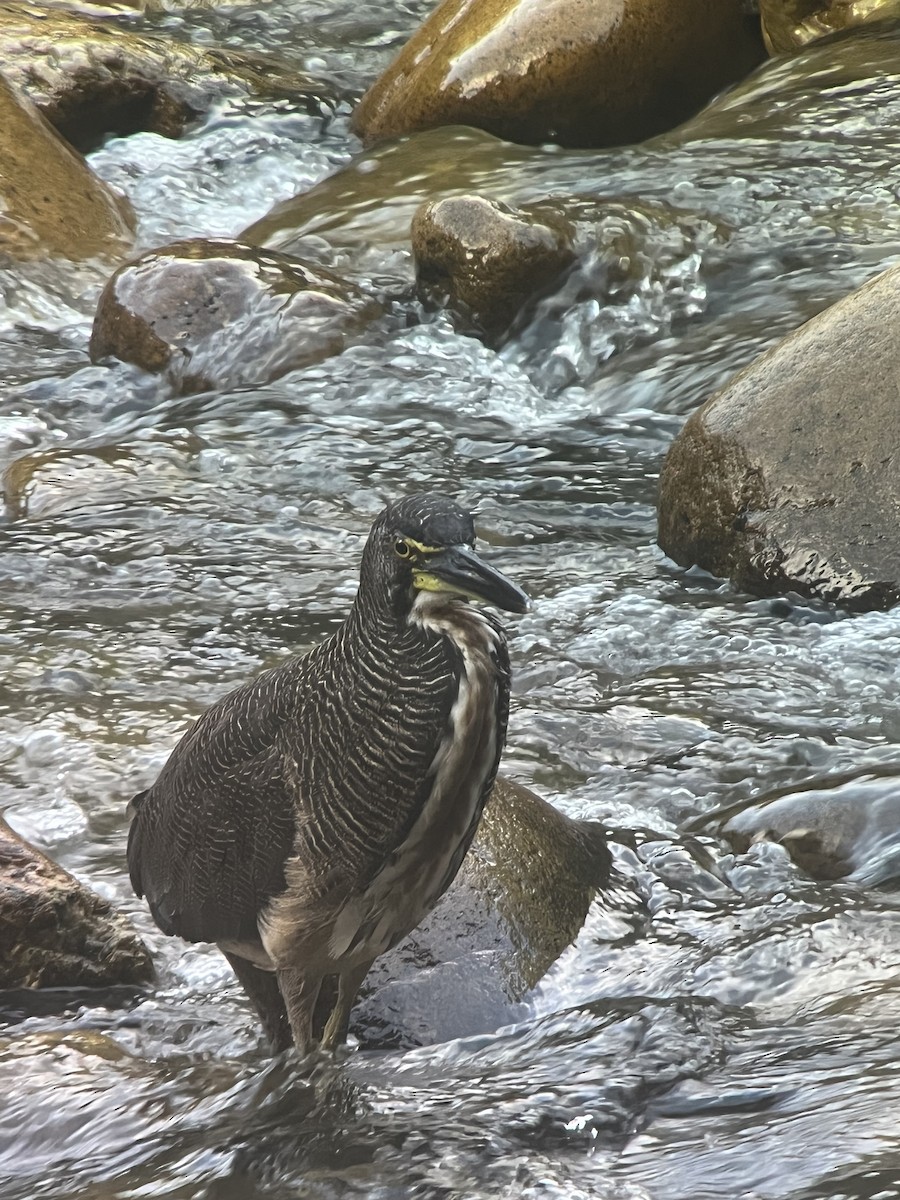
127;493;528;1054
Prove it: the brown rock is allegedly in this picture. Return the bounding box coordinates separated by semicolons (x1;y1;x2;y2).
352;0;764;150
0;815;154;989
0;1;332;151
0;72;134;261
89;238;383;393
759;0;900;55
658;262;900;610
412;195;576;340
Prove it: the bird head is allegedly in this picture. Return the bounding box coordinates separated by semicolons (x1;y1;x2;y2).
360;493;529;619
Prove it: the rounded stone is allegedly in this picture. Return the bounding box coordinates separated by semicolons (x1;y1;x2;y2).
658;262;900;610
0;816;154;989
89;238;383;393
412;195;576;339
759;0;900;55
352;775;612;1049
352;0;764;150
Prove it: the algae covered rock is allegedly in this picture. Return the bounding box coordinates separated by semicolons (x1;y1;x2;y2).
0;816;154;989
0;72;134;261
224;776;612;1051
352;0;764;149
658;262;900;610
89;238;382;393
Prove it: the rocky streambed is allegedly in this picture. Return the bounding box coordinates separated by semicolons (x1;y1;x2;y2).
3;1;900;1198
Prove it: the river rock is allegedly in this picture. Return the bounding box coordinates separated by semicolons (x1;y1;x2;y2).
227;776;612;1052
693;771;900;887
412;195;576;340
0;72;134;261
351;0;764;150
0;815;154;989
759;0;900;55
657;262;900;610
0;1;331;151
89;238;383;393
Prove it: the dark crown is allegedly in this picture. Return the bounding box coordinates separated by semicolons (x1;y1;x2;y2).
382;493;476;548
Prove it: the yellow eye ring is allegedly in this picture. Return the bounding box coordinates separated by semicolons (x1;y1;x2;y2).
394;539;412;559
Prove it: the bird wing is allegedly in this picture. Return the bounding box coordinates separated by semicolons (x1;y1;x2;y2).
127;661;300;946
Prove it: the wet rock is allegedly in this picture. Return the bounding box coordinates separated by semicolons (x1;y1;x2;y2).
759;0;900;55
657;262;900;610
0;1;332;152
351;0;764;150
0;72;134;261
353;775;612;1049
0;815;154;989
412;195;576;340
692;770;900;887
89;238;383;393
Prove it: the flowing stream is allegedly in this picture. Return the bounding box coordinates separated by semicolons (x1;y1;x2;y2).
3;5;900;1198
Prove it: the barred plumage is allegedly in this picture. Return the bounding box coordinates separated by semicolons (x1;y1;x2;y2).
127;493;527;1055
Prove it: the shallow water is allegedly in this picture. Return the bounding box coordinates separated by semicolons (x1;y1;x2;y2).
3;10;900;1200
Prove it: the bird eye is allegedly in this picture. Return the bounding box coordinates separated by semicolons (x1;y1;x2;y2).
394;539;412;559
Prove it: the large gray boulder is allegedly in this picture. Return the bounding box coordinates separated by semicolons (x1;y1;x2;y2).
658;263;900;610
354;775;611;1048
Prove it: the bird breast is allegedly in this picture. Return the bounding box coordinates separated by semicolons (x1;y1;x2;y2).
261;593;506;975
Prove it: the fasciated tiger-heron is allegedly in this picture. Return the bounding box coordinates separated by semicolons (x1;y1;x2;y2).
127;493;528;1054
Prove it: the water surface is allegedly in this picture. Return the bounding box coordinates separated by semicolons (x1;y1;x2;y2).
2;12;900;1200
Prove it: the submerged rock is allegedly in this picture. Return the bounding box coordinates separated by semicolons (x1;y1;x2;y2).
0;1;332;151
352;0;764;149
89;238;383;393
412;195;576;341
0;72;134;261
693;771;900;887
0;816;154;989
243;125;539;255
759;0;900;55
658;262;900;610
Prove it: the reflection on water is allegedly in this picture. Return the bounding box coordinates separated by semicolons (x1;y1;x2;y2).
3;10;900;1200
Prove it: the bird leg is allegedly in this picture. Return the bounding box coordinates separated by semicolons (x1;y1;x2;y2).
320;960;373;1051
277;967;323;1055
223;951;291;1053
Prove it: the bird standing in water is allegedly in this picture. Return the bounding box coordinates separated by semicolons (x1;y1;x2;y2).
127;493;528;1054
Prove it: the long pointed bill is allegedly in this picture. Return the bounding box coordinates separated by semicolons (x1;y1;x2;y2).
413;544;529;613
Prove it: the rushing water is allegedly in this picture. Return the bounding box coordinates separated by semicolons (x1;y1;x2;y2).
3;6;900;1198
